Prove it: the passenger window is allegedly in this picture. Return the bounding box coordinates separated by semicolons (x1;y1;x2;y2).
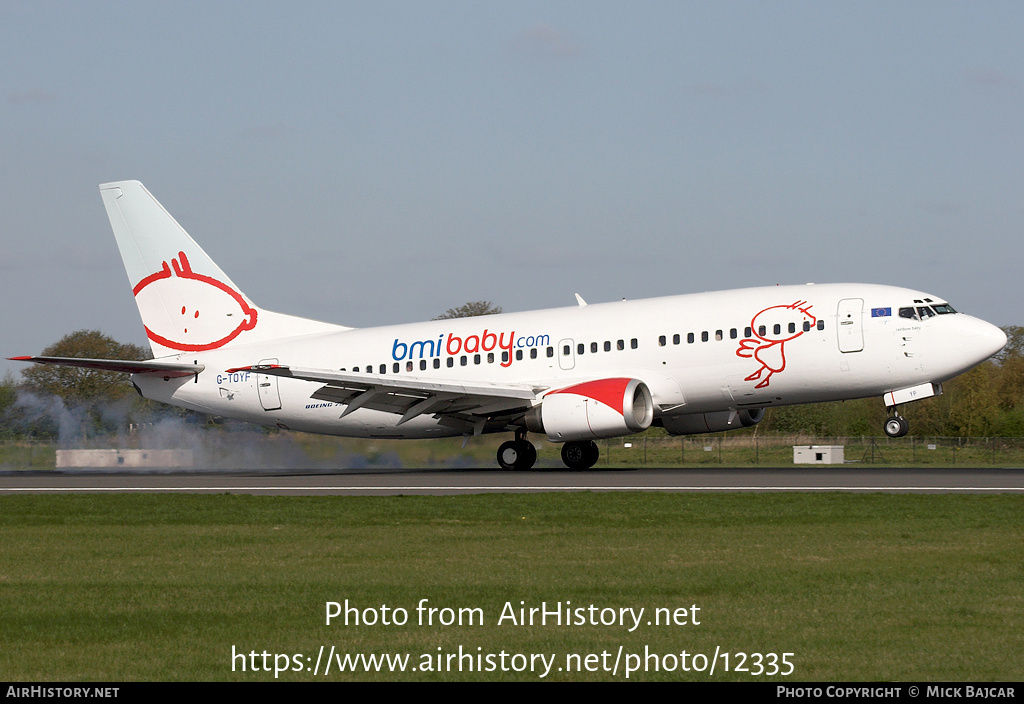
673;334;680;345
730;328;737;339
658;335;666;347
745;327;752;337
546;347;554;358
563;344;571;356
474;354;481;364
420;360;427;370
758;325;766;336
487;353;494;364
393;363;399;373
516;350;523;361
502;351;509;363
591;342;598;353
803;321;811;332
406;361;413;372
578;343;585;355
617;340;624;351
701;331;708;342
631;338;638;349
604;341;611;352
447;357;454;368
816;320;824;331
460;356;467;366
434;358;440;369
714;330;723;341
773;324;781;335
788;323;796;334
352;366;359;372
530;348;538;359
687;333;694;344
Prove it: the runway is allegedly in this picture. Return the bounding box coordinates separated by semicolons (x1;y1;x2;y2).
2;466;1024;495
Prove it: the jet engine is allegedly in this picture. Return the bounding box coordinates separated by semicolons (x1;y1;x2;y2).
524;378;654;441
657;408;765;436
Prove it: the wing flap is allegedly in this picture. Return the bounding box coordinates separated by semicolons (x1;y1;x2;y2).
229;363;542;422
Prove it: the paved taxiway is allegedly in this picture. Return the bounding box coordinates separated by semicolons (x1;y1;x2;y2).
2;467;1023;495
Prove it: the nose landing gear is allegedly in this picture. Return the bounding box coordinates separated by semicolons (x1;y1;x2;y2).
884;408;909;438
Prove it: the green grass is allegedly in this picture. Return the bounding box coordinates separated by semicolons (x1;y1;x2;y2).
0;493;1021;681
0;442;55;468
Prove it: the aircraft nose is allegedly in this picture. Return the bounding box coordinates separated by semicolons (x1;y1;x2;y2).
962;317;1007;365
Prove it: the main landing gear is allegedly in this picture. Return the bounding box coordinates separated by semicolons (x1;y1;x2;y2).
883;407;909;438
496;429;538;470
496;433;602;470
560;440;600;470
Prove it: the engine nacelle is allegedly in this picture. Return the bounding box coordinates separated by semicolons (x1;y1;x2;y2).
658;408;765;436
524;378;654;441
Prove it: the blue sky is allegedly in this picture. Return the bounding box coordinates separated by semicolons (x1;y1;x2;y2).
1;1;1021;376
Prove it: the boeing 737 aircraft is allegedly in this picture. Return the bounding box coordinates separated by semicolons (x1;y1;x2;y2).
12;181;1007;469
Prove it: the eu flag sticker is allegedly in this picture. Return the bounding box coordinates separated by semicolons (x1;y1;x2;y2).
871;307;891;317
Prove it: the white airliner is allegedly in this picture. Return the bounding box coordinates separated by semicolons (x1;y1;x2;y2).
12;181;1007;469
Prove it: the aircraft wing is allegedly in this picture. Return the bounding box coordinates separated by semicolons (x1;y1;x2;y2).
9;356;204;378
226;363;545;432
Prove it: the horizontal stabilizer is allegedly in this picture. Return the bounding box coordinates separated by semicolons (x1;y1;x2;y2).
9;356;204;378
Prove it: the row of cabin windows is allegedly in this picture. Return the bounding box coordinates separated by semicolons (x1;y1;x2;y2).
345;346;556;374
342;337;643;375
341;322;831;374
657;320;826;347
569;338;639;356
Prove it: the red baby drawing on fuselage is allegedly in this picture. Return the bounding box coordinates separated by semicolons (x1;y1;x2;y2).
133;251;257;352
735;301;816;389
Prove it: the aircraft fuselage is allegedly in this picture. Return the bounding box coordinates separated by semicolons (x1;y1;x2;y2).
134;283;1004;440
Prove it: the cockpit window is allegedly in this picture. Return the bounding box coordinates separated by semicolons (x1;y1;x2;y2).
901;303;956;320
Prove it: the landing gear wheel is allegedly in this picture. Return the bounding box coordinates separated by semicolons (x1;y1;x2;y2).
497;439;537;470
561;440;600;470
884;415;909;438
519;440;537;470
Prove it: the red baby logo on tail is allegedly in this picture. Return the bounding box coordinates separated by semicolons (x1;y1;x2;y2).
736;300;816;388
133;251;258;352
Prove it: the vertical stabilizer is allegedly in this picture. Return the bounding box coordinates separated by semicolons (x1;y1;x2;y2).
100;181;346;357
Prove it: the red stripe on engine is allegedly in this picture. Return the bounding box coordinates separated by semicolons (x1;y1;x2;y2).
548;378;631;414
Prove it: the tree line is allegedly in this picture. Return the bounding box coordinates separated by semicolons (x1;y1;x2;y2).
1;330;178;442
